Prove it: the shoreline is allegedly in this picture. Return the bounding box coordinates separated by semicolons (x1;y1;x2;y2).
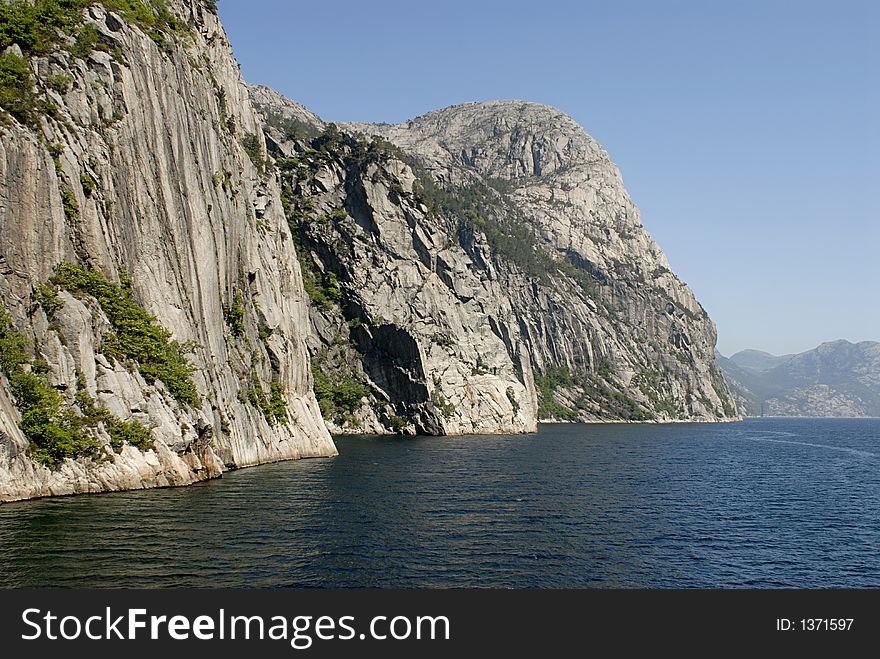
9;416;875;505
742;415;880;420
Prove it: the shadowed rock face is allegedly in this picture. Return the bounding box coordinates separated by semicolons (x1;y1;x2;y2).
719;341;880;417
253;91;737;432
0;1;335;502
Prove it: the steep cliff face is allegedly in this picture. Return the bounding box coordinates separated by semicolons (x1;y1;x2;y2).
0;1;335;503
252;90;737;431
364;102;736;423
251;86;538;436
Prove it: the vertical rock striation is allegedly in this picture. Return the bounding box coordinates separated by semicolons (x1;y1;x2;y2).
0;1;335;503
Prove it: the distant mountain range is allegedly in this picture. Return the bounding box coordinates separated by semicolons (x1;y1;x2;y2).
717;340;880;417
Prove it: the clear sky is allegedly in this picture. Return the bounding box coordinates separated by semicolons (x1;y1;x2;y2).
218;0;879;357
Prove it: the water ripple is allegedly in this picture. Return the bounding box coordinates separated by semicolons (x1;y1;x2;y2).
744;435;877;458
0;418;878;588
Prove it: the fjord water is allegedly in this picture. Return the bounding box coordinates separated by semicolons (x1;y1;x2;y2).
0;419;877;588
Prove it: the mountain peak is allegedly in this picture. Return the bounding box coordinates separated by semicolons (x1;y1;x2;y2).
728;349;790;373
342;98;610;182
403;99;575;126
248;84;324;131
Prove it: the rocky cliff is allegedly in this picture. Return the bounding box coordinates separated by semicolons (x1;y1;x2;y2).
251;88;737;433
719;341;880;417
0;0;335;503
0;1;737;504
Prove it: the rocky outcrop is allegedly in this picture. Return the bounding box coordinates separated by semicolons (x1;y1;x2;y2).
251;93;537;435
0;1;335;502
252;93;737;431
719;341;880;417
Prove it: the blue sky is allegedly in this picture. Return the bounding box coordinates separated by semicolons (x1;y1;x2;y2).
218;0;879;356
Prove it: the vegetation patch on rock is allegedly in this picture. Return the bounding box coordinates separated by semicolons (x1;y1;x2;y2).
247;370;287;425
0;310;154;468
311;349;369;426
0;0;188;123
51;263;200;407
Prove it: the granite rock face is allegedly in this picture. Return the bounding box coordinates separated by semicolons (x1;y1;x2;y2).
252;93;737;432
0;1;335;502
251;88;537;435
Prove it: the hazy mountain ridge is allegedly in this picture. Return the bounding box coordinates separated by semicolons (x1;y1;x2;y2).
718;340;880;417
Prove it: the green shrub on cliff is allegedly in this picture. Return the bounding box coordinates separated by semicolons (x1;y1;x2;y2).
223;291;245;337
103;0;185;35
0;52;35;123
79;172;97;197
247;370;287;425
534;367;578;421
311;354;368;423
52;263;200;407
0;1;87;55
263;110;321;142
0;311;32;377
241;132;268;173
0;310;156;467
74;372;154;452
297;249;342;310
70;22;98;59
34;283;64;319
46;73;71;93
60;186;79;222
0;310;99;468
0;1;188;61
17;377;98;468
106;416;154;452
0;1;192;121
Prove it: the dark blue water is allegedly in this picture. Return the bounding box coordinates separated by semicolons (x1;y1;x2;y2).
0;418;877;588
